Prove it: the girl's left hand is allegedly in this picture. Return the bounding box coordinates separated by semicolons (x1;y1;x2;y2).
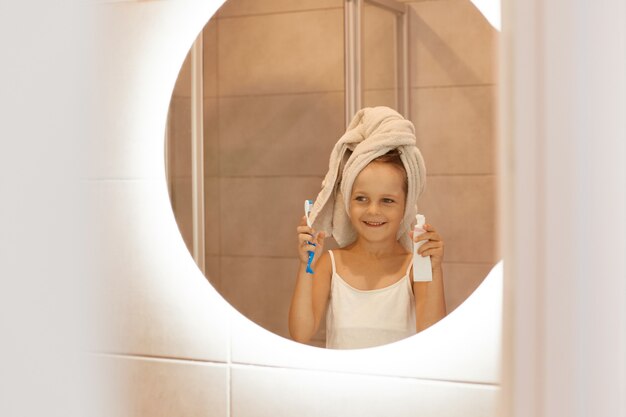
409;224;444;269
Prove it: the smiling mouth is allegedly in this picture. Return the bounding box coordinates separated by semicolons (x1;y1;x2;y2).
363;221;387;227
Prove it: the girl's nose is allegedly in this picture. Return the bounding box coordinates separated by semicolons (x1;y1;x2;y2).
366;202;380;214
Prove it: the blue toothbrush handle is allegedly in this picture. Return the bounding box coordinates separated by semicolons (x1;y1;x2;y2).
305;243;316;274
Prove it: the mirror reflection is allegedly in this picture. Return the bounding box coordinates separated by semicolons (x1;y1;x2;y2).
165;0;499;348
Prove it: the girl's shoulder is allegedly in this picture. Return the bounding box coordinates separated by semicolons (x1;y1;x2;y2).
327;247;344;256
313;250;333;280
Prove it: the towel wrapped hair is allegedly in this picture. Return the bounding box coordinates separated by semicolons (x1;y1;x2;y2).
308;106;426;252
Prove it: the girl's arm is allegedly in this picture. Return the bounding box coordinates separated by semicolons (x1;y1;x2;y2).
411;224;447;332
288;217;332;343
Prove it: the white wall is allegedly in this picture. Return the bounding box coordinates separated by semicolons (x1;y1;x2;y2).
0;2;92;416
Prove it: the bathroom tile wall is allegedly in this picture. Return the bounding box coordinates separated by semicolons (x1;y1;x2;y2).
98;355;229;417
94;2;234;416
231;365;498;417
90;179;231;361
98;1;500;416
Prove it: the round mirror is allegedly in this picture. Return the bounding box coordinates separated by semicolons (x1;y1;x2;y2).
165;0;499;348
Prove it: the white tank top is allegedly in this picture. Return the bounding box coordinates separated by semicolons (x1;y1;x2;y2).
325;250;417;349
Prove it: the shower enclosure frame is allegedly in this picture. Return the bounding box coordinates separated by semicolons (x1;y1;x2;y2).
345;0;410;125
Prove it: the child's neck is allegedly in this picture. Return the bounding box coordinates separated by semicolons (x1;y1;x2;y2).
348;238;406;259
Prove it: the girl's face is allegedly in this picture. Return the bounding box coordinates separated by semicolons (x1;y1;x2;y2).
349;161;407;243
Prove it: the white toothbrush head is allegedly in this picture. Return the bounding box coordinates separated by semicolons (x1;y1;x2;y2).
304;200;313;227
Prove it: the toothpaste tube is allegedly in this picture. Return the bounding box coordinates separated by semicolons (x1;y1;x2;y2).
412;214;433;282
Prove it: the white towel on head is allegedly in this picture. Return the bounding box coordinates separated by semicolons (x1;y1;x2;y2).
309;106;426;251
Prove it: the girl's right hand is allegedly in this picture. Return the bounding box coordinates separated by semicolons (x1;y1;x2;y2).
296;215;326;266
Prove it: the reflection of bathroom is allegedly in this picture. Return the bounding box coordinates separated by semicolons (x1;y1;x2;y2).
166;0;498;345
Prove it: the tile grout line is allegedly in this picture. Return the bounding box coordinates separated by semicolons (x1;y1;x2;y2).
217;6;344;20
89;351;229;366
228;362;501;388
177;83;496;100
173;173;496;180
84;173;496;182
412;83;497;89
89;351;499;388
217;90;345;99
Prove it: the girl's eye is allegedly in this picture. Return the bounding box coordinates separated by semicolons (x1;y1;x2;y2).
355;196;367;202
383;198;395;204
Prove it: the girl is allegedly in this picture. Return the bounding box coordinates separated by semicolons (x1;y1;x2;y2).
289;149;446;349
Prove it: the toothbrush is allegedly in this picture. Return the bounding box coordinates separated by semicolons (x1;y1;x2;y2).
304;199;316;274
412;214;433;282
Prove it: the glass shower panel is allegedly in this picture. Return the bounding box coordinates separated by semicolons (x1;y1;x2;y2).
361;1;399;110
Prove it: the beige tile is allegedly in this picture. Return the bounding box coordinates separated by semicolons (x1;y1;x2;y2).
218;92;344;176
408;0;498;87
88;180;231;361
168;176;221;260
218;9;344;96
204;177;221;255
173;49;192;98
410;85;496;175
363;89;398;109
98;355;228;417
204;97;219;176
217;0;342;18
166;97;218;180
166;98;218;210
170;177;193;255
205;255;221;293
219;177;324;257
443;261;495;313
363;2;398;91
169;174;220;263
202;19;218;98
220;256;298;340
231;365;499;417
418;175;498;263
167;97;191;178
